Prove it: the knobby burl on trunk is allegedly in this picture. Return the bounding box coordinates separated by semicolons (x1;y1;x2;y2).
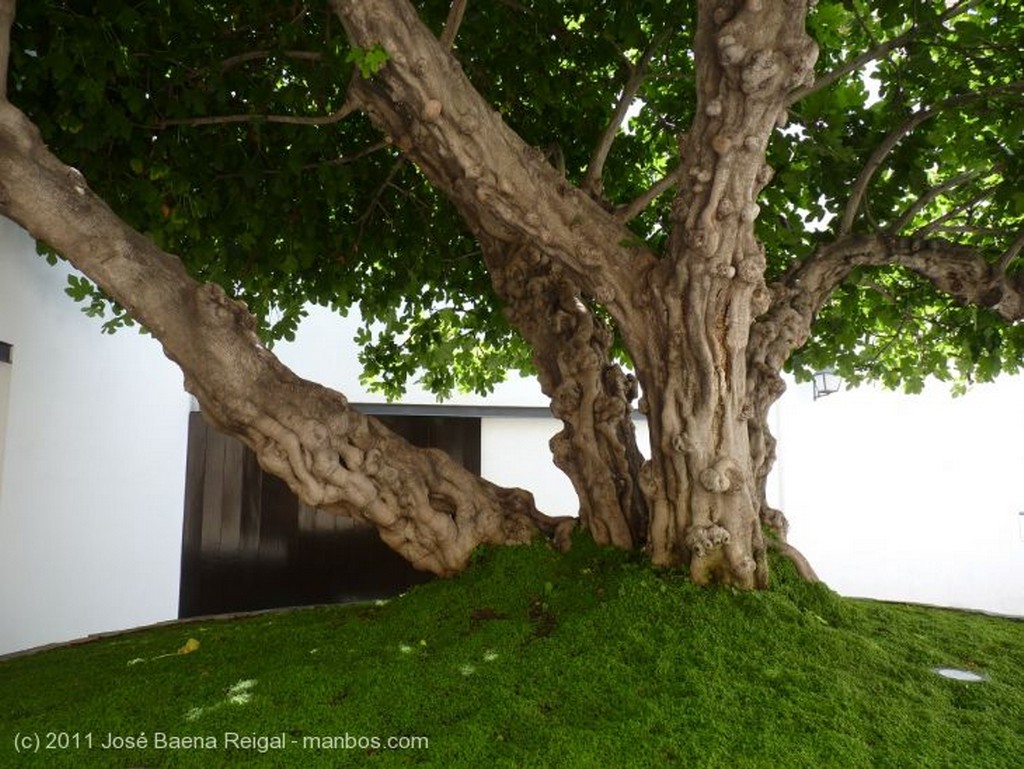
485;240;649;551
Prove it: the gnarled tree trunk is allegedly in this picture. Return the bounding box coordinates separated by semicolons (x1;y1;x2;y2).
0;0;846;588
333;0;820;587
484;241;649;550
630;1;817;586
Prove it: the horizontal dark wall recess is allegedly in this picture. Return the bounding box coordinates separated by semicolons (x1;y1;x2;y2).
179;412;482;618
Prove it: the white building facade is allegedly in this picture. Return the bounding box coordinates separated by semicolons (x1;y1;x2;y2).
2;219;1022;655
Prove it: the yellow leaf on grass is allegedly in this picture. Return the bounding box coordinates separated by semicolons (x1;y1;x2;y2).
177;638;201;655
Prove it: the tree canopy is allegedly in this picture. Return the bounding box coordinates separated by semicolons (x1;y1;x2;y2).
12;0;1023;398
4;0;1024;584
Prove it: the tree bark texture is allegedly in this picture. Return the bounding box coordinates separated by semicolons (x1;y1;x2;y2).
634;1;818;586
483;240;649;550
332;0;659;551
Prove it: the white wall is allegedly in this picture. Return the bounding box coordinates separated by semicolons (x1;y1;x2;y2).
480;416;653;519
773;375;1024;617
0;220;190;655
481;418;576;514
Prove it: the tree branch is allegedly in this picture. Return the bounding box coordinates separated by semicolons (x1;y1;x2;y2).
439;0;469;51
775;234;1024;340
581;30;670;199
354;155;406;248
840;114;932;235
787;0;983;106
925;225;1008;237
329;0;657;334
155;100;357;129
309;138;389;170
788;35;899;108
494;0;530;13
218;49;324;72
890;167;990;233
749;231;1024;409
840;81;1024;235
163;47;344;128
615;164;683;222
914;183;995;239
892;237;1024;319
998;229;1024;273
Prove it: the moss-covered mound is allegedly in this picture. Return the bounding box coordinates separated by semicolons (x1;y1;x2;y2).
2;534;1022;767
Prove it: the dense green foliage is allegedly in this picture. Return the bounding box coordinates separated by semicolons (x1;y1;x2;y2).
9;1;1024;395
2;536;1022;767
779;0;1024;392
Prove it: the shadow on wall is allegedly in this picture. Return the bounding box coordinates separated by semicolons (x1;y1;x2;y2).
178;412;481;618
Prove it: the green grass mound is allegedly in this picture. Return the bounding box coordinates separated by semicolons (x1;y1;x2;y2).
2;534;1022;767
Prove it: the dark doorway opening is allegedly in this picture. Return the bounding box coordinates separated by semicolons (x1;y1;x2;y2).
178;411;481;618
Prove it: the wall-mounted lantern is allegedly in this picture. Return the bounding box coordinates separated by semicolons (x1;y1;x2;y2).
812;369;842;401
0;341;11;493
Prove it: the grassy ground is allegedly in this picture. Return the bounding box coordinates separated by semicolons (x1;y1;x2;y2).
1;534;1022;768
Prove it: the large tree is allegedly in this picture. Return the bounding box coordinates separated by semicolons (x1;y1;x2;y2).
1;1;1022;586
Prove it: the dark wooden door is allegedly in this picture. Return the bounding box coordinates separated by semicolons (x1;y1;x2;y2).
178;411;481;617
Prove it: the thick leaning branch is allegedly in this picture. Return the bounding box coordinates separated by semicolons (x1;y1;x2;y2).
755;233;1024;380
329;0;660;550
329;0;658;345
0;95;573;575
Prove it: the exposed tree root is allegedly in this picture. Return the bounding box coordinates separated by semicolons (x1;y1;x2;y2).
531;513;578;553
768;539;820;583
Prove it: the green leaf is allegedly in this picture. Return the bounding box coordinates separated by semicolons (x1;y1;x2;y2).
16;0;1024;398
345;44;389;79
